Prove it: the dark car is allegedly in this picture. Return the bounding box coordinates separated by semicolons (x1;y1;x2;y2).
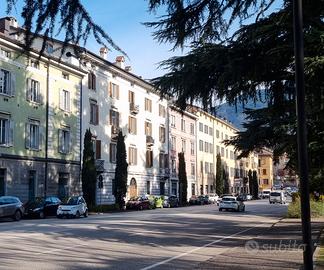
126;196;150;210
24;196;62;218
189;195;199;205
163;195;179;208
198;195;210;205
0;196;24;221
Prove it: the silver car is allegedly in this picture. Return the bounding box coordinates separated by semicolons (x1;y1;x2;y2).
0;196;24;221
219;196;245;212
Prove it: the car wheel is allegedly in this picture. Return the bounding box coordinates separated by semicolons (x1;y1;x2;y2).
75;211;80;218
39;211;45;219
84;210;88;218
13;210;22;221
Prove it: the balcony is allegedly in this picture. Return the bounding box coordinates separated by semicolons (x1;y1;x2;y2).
129;103;139;114
146;135;154;146
95;159;105;172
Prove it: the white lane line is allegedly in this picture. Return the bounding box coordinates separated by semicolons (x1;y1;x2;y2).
140;223;264;270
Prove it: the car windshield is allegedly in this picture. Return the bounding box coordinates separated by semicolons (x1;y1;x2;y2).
66;197;79;205
263;191;270;194
222;197;236;202
270;192;281;196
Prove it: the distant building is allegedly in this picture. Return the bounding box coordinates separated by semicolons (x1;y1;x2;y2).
273;153;299;188
258;149;274;190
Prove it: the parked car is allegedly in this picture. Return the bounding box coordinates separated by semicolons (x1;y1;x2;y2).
198;195;210;205
189;195;199;205
261;190;271;199
57;195;88;218
237;194;252;201
126;196;150;210
208;193;219;204
163;195;179;208
24;196;61;218
154;196;164;208
219;196;245;212
0;196;24;221
269;191;286;204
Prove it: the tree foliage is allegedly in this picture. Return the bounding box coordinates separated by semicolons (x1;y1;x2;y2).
252;170;259;199
223;167;229;194
5;0;126;56
215;153;223;195
178;152;188;205
248;170;253;195
114;131;128;208
81;129;97;206
147;0;324;190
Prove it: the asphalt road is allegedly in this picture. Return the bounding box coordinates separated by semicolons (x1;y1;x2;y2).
0;199;320;270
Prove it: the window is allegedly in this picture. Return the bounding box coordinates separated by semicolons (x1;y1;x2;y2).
128;116;137;134
226;149;228;159
88;72;96;90
205;185;208;194
58;173;69;199
0;68;14;96
160;181;165;195
263;169;267;175
199;122;203;132
110;110;119;127
46;43;54;54
159;105;166;117
1;48;11;58
263;179;269;185
90;100;99;125
190;141;195;155
204;142;209;153
191;183;196;196
204;125;208;134
181;139;186;153
210;143;213;153
171;115;176;127
60;89;70;112
62;73;69;80
210;163;213;174
199;140;203;152
58;128;70;154
200;161;203;173
190;123;195;135
171;136;176;151
109;143;117;163
200;185;203;195
128;90;135;103
93;139;101;159
230;151;234;160
146;149;153;168
225;134;228;140
171;182;177;196
26;79;41;103
181;119;186;132
159;126;165;143
109;82;119;99
216;145;220;154
216;130;219;138
30;60;39;69
159;152;165;168
221;147;225;157
0;114;13;146
25;119;40;150
171;159;176;173
210;185;214;193
209;127;213;136
191;163;195;176
145;98;152;112
128;147;137;165
205;162;209;173
145;121;152;136
146;181;151;194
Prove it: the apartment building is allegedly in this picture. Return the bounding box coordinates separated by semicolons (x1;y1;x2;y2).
0;17;85;201
258;148;274;190
169;105;197;198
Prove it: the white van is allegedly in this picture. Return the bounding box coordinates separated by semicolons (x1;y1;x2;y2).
261;189;271;199
269;191;286;204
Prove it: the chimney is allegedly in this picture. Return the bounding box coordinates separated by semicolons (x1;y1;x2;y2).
0;17;18;38
115;56;125;69
99;47;108;59
125;66;132;72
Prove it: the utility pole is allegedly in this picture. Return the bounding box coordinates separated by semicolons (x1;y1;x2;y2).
292;0;313;269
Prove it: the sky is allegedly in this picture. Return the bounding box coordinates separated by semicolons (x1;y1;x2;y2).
0;0;283;80
0;0;186;80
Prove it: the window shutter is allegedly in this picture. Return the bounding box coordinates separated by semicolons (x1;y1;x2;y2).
38;83;44;104
134;118;137;135
93;73;96;90
38;126;43;150
8;120;14;146
26;78;31;101
67;91;71;112
109;110;112;125
67;131;71;153
135;148;137;165
59;89;64;110
88;73;92;89
58;129;63;153
109;144;112;163
109;82;112;97
117;112;120;127
96;140;101;159
25;123;30;149
146;150;149;167
117;85;120;100
10;72;15;97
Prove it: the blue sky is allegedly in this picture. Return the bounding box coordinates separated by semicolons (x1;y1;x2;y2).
0;0;186;79
0;0;283;80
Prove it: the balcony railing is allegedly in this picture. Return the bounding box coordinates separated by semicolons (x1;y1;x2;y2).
95;159;105;172
146;135;154;146
129;103;139;114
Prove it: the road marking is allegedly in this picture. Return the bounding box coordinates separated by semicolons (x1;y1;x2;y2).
140;223;264;270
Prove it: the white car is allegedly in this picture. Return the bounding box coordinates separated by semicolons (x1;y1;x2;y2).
57;196;88;218
219;196;245;212
208;193;219;204
261;189;271;199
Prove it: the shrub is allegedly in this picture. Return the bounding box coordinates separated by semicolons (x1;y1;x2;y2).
287;197;324;218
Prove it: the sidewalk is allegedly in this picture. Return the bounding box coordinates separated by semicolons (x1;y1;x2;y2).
197;218;324;270
315;227;324;270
